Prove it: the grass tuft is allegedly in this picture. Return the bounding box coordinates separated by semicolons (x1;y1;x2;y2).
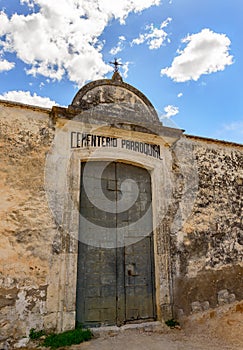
42;327;92;349
165;318;180;328
29;328;46;340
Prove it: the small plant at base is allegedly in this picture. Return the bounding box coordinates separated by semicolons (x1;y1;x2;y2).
165;318;180;328
42;327;92;349
29;328;46;340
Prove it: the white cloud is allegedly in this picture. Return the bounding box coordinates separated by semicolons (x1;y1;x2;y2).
20;0;35;9
110;36;126;55
131;17;172;50
161;28;233;82
215;120;243;144
177;92;183;98
162;105;179;118
0;58;15;72
0;0;160;85
121;61;130;78
223;121;243;133
0;90;58;107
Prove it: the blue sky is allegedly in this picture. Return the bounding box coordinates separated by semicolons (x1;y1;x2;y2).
0;0;242;143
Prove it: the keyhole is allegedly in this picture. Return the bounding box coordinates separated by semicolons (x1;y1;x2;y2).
128;269;132;276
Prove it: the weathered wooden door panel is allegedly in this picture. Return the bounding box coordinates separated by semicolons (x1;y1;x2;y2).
76;161;155;327
124;236;155;321
76;244;117;325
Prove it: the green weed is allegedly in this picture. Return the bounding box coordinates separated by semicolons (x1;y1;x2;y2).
42;327;92;349
165;318;180;328
29;328;46;340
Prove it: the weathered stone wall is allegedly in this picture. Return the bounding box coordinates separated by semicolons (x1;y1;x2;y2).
0;100;242;345
0;101;58;343
171;136;243;317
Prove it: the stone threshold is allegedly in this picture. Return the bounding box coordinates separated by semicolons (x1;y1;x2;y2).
90;321;165;337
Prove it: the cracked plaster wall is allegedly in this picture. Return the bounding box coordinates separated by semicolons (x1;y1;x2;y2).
0;101;242;342
170;137;243;317
0;103;60;343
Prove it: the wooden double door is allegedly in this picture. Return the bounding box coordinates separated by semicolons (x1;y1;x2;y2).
76;161;156;326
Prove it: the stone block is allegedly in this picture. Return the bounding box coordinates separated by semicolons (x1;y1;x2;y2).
176;308;184;318
228;293;236;303
0;341;10;350
43;312;58;331
13;338;29;348
62;311;76;331
218;289;229;305
201;301;210;311
191;301;202;313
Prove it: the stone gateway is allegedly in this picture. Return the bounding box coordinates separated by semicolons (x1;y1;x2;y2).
77;161;155;326
0;71;242;345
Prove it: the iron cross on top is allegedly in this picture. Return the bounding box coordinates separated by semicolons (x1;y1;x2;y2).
109;58;122;72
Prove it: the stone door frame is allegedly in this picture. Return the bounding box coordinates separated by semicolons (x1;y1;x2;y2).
48;139;174;332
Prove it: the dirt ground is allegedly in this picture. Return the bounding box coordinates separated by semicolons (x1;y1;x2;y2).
18;301;243;350
69;301;243;350
68;330;241;350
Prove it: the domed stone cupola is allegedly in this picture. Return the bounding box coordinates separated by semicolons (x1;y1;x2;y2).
68;70;162;131
51;61;183;143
